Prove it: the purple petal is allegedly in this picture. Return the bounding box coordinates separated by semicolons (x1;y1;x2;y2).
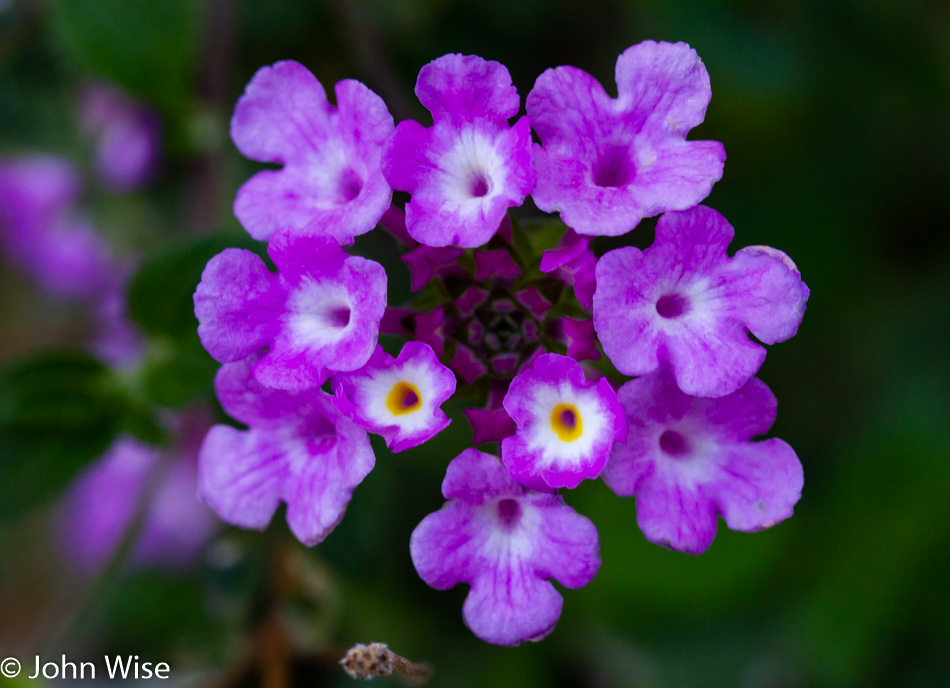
474;248;522;281
410;448;600;646
386;118;533;248
561;318;600;362
198;425;288;531
413;307;446;357
231;62;393;242
199;392;374;546
402;245;465;292
415;54;520;125
410;500;481;588
238;231;388;390
214;355;313;428
383;55;534;249
457;286;490;317
707;439;803;533
603;372;802;554
331;341;456;452
283;416;375;545
463;406;516;445
593;206;808;397
614;41;714;136
502;354;626;490
527;42;724;236
0;157;114;299
194;248;285;363
634;471;718;554
462;563;564;646
378;204;417;247
540;231;589;272
440;448;517;503
450;346;489;385
515;287;551;320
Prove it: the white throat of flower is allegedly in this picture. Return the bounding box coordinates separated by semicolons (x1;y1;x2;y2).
287;276;354;347
438;128;504;212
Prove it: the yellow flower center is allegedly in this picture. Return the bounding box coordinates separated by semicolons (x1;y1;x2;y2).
386;381;422;416
550;403;583;442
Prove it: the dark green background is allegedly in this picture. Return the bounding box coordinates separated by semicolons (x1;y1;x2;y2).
1;0;948;686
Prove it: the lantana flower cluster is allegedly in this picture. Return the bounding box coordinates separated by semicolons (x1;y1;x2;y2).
194;41;809;646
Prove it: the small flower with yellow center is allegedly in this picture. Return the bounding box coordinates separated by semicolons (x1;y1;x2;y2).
332;341;456;452
501;353;626;490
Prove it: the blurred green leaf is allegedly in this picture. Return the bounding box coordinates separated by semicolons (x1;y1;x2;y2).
128;233;266;341
141;341;219;409
47;0;202;114
0;351;125;520
102;573;220;654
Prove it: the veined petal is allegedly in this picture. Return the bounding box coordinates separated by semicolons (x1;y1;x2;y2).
527;41;724;236
194;248;286;363
201;367;374;546
230;61;393;242
603;371;803;554
410;449;599;646
594;206;808;397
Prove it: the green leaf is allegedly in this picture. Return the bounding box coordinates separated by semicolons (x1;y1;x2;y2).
47;0;202;113
141;342;220;409
127;233;266;341
0;351;126;520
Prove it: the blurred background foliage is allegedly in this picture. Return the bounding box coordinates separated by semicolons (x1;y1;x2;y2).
1;0;949;686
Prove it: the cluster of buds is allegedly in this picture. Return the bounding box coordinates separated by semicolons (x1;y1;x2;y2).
194;41;809;646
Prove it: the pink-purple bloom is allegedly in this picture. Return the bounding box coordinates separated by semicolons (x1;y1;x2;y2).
410;449;600;645
79;82;161;191
231;61;394;243
527;41;726;236
501;354;626;490
332;341;456;452
194;230;387;390
199;355;375;546
602;370;803;554
593;205;809;398
0;156;113;299
60;425;218;572
381;54;534;248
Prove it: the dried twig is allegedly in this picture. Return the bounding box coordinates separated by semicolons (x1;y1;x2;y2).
340;643;433;685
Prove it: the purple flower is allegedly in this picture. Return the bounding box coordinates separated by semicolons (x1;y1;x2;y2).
0;156;112;299
540;229;597;309
501;354;626;490
231;61;394;243
381;54;534;248
79;82;161;191
593;205;809;398
91;263;145;367
527;41;726;236
410;449;600;645
199;355;375;546
602;370;803;554
194;230;387;390
332;342;456;452
59;421;218;572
